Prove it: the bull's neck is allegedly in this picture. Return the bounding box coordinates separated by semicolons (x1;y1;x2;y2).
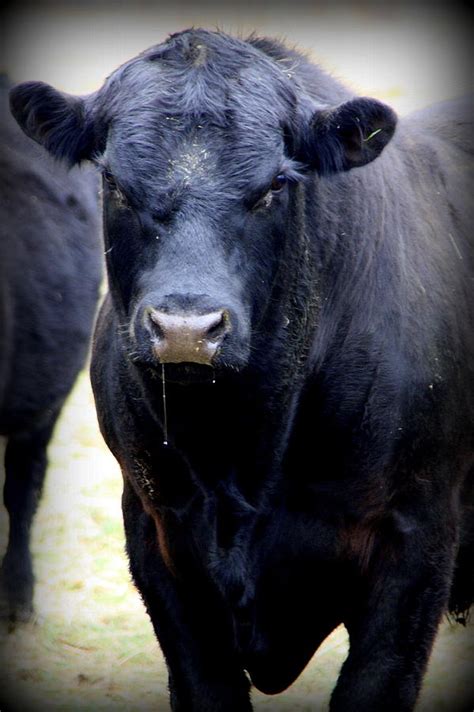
126;359;299;499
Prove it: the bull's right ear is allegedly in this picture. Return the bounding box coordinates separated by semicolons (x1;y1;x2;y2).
302;97;397;175
9;81;97;164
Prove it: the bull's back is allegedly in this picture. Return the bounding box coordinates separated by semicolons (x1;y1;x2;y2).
398;96;474;242
406;95;474;152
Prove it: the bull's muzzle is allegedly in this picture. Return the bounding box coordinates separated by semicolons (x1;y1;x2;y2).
145;307;231;365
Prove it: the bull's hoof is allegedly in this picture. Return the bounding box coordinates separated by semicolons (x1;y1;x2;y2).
0;567;35;628
0;596;35;631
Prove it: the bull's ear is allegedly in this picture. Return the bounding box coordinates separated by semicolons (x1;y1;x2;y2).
9;81;96;164
305;97;397;174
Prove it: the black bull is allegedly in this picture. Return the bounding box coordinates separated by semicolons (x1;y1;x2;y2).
0;77;102;624
10;30;473;711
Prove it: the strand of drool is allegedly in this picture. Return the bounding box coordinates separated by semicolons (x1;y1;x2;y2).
161;363;169;446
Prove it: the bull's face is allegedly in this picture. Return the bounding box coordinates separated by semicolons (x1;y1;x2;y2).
10;30;396;375
99;100;303;372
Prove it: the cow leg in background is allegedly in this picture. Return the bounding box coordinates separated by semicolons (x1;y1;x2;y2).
122;479;253;712
0;412;58;622
330;503;458;712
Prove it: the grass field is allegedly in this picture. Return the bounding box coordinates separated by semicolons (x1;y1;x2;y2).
0;372;473;711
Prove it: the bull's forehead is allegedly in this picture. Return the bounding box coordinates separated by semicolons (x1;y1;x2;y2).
100;33;295;164
101;37;296;125
99;31;298;208
167;136;213;185
105;99;287;204
105;118;285;216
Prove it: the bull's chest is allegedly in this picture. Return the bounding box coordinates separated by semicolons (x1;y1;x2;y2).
181;487;339;662
185;484;265;605
184;491;270;653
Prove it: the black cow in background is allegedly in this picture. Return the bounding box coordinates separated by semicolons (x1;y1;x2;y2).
0;76;102;624
10;30;473;711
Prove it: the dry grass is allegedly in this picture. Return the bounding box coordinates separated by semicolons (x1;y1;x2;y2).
0;372;473;711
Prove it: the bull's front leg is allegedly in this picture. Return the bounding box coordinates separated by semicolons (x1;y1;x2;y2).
122;479;252;712
330;503;459;712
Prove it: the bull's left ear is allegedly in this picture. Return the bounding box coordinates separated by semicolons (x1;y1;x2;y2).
9;81;98;165
304;97;397;174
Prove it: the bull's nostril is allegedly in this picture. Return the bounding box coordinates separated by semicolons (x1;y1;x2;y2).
146;308;165;340
206;309;230;342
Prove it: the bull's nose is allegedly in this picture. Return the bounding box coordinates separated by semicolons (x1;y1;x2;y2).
145;308;231;365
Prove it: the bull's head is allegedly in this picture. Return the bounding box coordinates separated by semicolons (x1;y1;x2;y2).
10;30;397;376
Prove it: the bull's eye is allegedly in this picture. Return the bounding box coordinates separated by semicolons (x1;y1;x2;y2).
103;169;116;188
251;172;290;212
270;174;288;193
103;170;128;207
252;173;289;211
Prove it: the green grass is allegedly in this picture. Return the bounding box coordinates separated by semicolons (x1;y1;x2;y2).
1;372;473;711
